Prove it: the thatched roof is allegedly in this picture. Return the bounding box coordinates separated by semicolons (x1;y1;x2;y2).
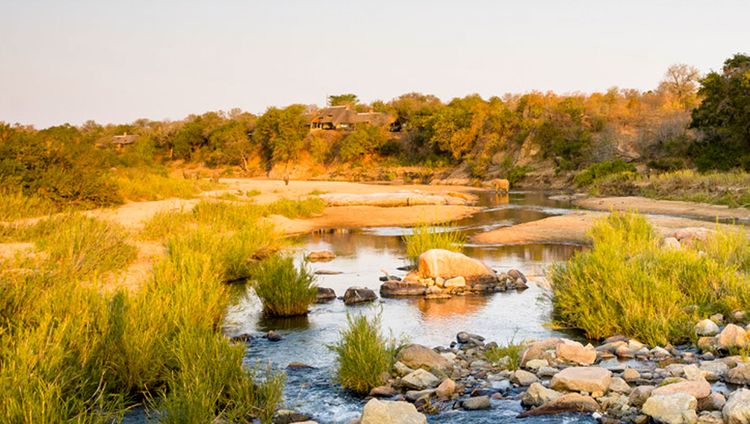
111;134;137;145
310;106;394;127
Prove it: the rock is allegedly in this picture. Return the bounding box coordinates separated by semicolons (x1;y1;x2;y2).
511;369;539;386
314;269;342;275
683;365;706;381
623;367;641;382
273;409;311;424
456;331;484;344
315;287;336;303
266;330;282;342
404;389;435;402
629;385;656;407
642;393;698;424
359;399;427;424
537;366;558;377
397;344;450;372
609;377;631;394
436;378;456;398
698;336;719;352
724;389;750;424
718;324;747;350
462;395;491;410
507;268;527;283
520;338;562;367
518;393;599;417
306;250;336;262
393;361;414;377
664;237;682;249
699;361;728;380
369;385;397;397
443;276;466;288
343;287;377;305
555;339;597;365
525;358;549;371
417;249;495;282
401;369;440;390
695;319;721;337
727;364;750;385
287;362;314;369
652;380;712;399
380;281;425;297
550;367;612;393
521;382;561;407
698;393;726;412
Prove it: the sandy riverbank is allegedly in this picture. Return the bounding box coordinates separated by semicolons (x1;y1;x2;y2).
472;210;740;245
575;196;750;221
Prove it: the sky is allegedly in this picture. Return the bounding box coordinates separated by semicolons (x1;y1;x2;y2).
1;0;749;128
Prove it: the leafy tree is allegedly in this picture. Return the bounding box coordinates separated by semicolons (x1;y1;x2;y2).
659;64;700;110
339;124;388;161
253;105;308;170
690;53;750;170
327;94;358;107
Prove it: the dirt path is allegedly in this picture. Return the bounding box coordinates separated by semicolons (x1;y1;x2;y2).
472;211;740;245
575;196;750;221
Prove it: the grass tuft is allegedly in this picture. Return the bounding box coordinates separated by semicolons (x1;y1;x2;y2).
402;222;466;265
251;255;317;317
329;313;401;394
485;339;524;371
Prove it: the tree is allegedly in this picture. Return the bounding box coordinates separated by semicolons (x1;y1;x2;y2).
659;64;700;110
253;105;308;171
690;53;750;170
327;94;358;107
339;124;388;161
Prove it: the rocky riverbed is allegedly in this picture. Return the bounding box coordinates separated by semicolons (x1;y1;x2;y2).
275;316;750;423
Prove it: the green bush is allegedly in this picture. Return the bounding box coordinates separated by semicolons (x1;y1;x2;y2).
252;255;317;317
402;223;466;265
573;159;637;187
329;313;400;394
551;212;750;346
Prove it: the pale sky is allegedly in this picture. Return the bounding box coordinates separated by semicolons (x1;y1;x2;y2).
1;0;748;128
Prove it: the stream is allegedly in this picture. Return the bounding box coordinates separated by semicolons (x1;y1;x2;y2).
224;192;599;423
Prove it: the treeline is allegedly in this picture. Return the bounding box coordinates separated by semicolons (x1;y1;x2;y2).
1;53;747;208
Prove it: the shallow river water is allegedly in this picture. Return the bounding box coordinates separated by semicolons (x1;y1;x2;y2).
223;192;601;423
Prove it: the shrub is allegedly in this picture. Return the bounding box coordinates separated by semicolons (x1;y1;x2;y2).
551;212;750;346
573;159;636;187
0;190;58;220
402;223;466;265
252;255;317;317
329;313;400;394
485;339;524;370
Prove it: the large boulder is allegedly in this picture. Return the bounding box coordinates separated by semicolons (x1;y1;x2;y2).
315;287;336;303
727;364;750;385
695;319;721;337
343;287;377;305
359;399;427;424
306;250;335;262
518;393;599;417
642;393;698;424
417;249;495;282
724;388;750;424
652;380;712;399
520;338;562;367
401;369;440;390
462;395;491;410
521;382;562;407
555;339;597;365
718;324;747;350
397;344;451;372
550;367;612;393
380;281;426;297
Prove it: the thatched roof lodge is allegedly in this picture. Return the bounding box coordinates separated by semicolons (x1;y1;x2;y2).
310;105;395;130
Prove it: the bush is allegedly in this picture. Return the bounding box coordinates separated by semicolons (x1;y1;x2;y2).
329;313;400;394
339;124;388;162
113;168;221;201
252;255;317;317
402;223;466;265
573;159;636;187
551;212;750;346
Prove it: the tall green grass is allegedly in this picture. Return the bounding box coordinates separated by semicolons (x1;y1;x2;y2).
485;339;524;371
0;190;58;220
329;313;400;394
551;212;750;346
113;168;221;201
252;255;317;317
0;212;285;423
402;222;466;265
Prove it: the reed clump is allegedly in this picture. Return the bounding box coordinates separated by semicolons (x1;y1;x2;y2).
402;222;466;265
551;212;750;346
252;255;318;317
